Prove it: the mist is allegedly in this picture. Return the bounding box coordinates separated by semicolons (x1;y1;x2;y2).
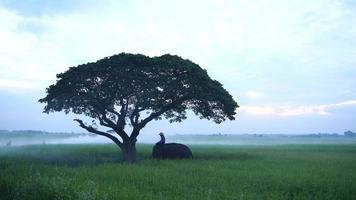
2;130;356;147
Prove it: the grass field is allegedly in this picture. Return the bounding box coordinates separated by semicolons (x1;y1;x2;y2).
1;144;356;200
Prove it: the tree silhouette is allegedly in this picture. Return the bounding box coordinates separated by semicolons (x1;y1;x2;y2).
39;53;238;163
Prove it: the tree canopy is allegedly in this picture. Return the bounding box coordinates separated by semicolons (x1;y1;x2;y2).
39;53;238;162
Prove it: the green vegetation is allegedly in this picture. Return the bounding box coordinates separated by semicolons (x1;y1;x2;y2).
1;144;356;200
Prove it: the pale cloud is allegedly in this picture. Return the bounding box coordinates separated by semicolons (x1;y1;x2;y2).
240;100;356;117
0;79;41;92
246;91;263;99
0;8;58;87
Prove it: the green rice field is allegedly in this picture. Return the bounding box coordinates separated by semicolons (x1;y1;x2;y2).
1;144;355;200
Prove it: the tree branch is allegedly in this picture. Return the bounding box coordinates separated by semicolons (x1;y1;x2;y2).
129;107;144;127
141;99;186;126
74;119;123;147
89;103;130;142
99;112;130;141
116;98;127;129
107;108;121;118
130;98;186;140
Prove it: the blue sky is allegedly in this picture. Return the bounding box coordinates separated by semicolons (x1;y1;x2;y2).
0;0;355;135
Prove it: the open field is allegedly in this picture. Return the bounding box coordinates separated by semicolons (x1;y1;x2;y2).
1;144;356;200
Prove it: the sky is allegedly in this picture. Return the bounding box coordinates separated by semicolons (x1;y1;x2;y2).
0;0;356;136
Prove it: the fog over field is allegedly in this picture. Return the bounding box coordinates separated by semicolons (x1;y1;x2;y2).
2;130;356;146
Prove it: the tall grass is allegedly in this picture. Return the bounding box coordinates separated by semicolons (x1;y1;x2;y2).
1;144;356;200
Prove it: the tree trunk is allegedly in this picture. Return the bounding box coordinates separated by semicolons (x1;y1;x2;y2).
121;140;137;164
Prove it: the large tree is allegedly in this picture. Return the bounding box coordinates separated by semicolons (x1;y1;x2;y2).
39;53;238;163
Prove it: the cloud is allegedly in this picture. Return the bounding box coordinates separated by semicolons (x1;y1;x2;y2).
0;79;42;93
240;100;356;117
246;91;263;99
0;8;57;88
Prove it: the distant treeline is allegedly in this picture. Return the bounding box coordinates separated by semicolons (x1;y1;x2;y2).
0;130;89;136
344;131;356;137
207;131;356;137
300;131;356;137
1;129;355;137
